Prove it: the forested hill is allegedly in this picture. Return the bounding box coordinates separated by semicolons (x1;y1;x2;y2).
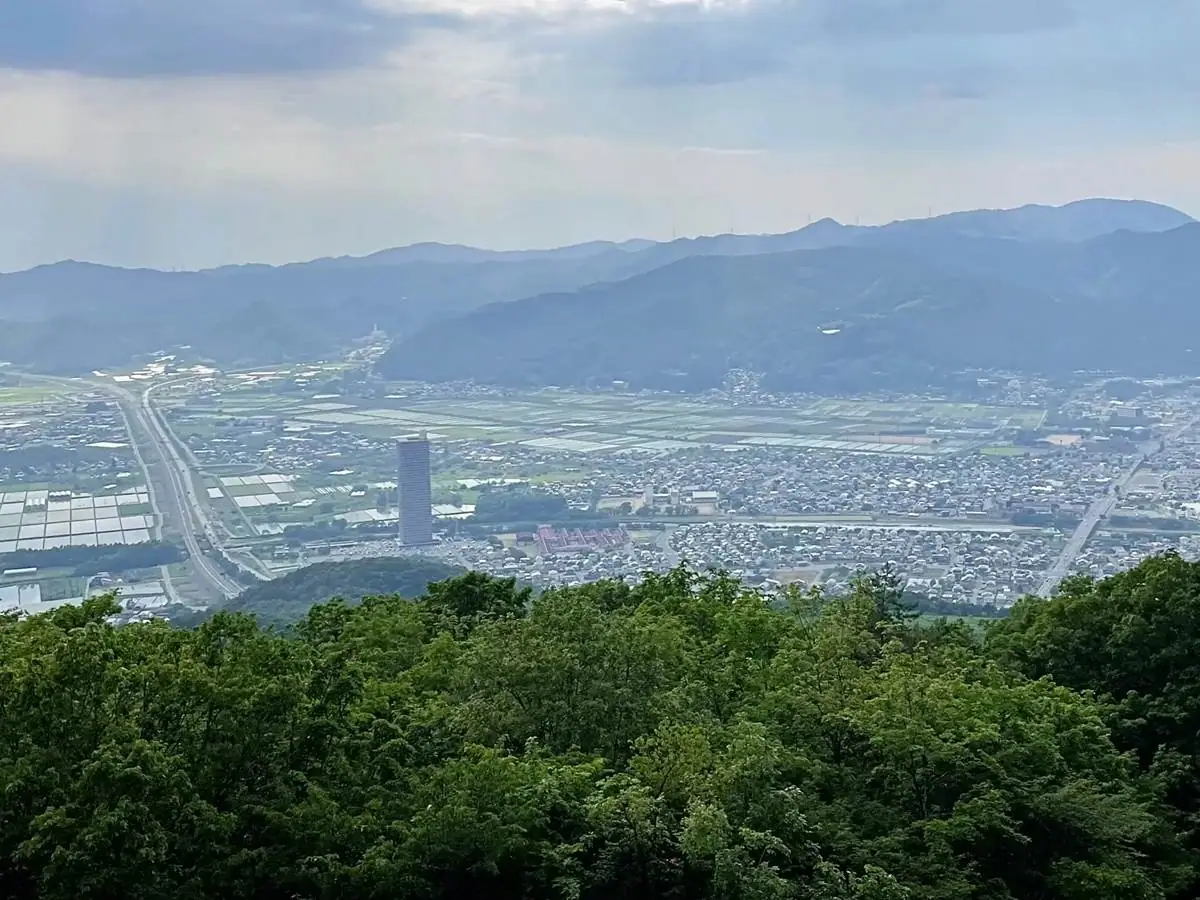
3;199;1193;379
378;245;1060;391
378;223;1200;391
217;555;463;625
5;554;1200;898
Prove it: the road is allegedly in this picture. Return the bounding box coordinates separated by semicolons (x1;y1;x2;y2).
1036;431;1178;597
142;381;272;586
654;526;682;568
136;380;244;599
23;372;243;600
1035;491;1123;597
98;384;182;604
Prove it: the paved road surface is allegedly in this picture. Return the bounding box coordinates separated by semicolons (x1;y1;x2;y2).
1036;432;1177;597
139;385;271;584
1035;492;1122;597
655;526;682;568
94;383;182;604
24;373;243;600
136;381;244;599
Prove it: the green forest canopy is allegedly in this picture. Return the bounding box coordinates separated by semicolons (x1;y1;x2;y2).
0;541;184;577
5;553;1200;899
214;555;464;626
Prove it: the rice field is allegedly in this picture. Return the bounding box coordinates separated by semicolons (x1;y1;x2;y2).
279;392;1042;456
0;384;80;407
175;385;1047;458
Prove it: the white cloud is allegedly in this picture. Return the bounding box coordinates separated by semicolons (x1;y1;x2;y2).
0;0;1198;269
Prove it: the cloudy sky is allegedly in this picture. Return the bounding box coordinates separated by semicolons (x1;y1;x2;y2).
1;0;1198;270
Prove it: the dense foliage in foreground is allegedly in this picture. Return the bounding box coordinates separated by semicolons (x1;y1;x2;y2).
3;557;1200;899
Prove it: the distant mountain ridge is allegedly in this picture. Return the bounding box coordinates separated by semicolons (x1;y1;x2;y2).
590;198;1194;273
381;245;1057;391
292;238;659;269
377;216;1200;392
290;198;1196;270
0;198;1193;379
875;198;1194;242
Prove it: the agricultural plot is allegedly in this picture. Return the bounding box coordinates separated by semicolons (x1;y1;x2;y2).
190;382;1046;460
798;399;1045;429
521;437;618;454
217;474;299;509
285;391;1040;456
733;436;963;454
0;383;81;407
207;473;385;536
0;486;154;553
296;410;483;428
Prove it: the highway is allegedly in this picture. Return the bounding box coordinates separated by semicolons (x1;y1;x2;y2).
654;526;682;568
142;380;272;587
136;380;244;599
1036;429;1181;597
98;383;182;604
1035;490;1123;597
24;372;244;600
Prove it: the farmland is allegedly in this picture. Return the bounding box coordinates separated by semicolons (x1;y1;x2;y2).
166;385;1047;459
0;383;79;407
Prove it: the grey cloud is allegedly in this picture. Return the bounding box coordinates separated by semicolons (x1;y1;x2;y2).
549;3;797;88
816;0;1077;39
551;0;1197;101
599;13;790;87
0;0;457;77
541;0;1075;91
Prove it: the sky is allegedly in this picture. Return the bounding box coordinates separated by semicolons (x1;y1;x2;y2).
1;0;1198;271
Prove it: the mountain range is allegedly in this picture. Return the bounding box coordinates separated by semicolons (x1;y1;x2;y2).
379;199;1200;391
1;198;1195;388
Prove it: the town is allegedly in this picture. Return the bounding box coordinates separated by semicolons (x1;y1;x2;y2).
4;357;1200;620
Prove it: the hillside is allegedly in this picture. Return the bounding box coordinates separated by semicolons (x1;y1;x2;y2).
299;237;657;268
217;555;463;625
878;197;1194;242
3;555;1200;898
574;197;1195;276
0;254;656;373
1;199;1190;375
378;223;1200;390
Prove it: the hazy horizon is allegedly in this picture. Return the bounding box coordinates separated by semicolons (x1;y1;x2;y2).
3;196;1196;275
3;1;1199;271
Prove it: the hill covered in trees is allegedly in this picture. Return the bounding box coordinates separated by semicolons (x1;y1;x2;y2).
5;554;1200;898
3;199;1194;382
379;223;1200;392
380;245;1055;391
215;555;464;625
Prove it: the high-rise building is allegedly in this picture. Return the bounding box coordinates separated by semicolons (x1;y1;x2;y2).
396;432;433;546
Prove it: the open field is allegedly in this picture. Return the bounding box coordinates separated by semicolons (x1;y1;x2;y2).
155;382;1053;548
980;446;1028;457
0;383;81;407
177;386;1047;459
802;399;1047;430
0;485;155;553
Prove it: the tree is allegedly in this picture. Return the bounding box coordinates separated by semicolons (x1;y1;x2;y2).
215;556;463;626
849;563;916;629
990;552;1200;874
420;570;532;636
0;565;1191;899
